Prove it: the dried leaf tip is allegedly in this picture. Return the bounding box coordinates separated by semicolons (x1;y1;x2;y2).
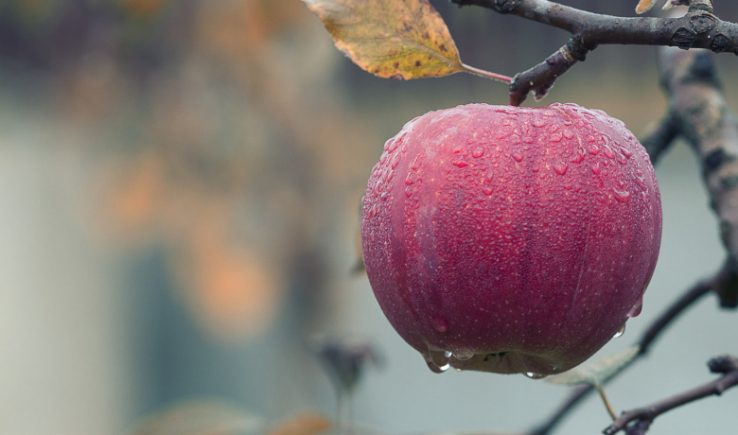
635;0;657;14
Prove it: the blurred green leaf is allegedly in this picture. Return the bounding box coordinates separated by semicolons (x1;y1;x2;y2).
546;345;640;387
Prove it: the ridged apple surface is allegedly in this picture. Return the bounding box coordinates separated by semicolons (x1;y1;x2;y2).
361;103;662;377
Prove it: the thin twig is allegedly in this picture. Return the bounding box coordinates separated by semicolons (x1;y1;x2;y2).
526;270;714;435
602;355;738;435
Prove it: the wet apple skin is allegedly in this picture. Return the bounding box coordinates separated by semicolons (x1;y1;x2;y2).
361;103;662;375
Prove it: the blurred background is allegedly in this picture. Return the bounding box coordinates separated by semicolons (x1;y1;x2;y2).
0;0;736;434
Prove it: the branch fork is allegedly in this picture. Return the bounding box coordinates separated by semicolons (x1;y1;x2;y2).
603;356;738;435
451;0;738;105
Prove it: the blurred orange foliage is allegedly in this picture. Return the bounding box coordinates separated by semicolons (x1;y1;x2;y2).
80;0;375;342
266;414;332;435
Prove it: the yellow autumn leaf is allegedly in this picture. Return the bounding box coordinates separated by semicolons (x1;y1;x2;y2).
304;0;505;81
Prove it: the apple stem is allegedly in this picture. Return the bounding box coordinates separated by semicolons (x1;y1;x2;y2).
461;63;512;84
596;383;619;422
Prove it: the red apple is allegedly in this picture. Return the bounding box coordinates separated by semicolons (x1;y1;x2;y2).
361;103;662;377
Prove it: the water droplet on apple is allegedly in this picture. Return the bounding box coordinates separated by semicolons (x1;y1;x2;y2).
591;162;601;174
391;153;401;169
613;189;631;203
628;296;644;317
563;128;574;139
532;117;547;128
472;147;484;158
570;151;586;164
426;349;452;373
432;315;449;333
389;136;404;153
385;171;394;184
453;348;475;361
553;161;568;175
549;133;563;143
525;371;546;379
613;324;626;338
589;145;600;155
453;160;468;168
635;173;647;189
410;154;422;171
603;146;616;160
426;360;449;374
512;151;524;162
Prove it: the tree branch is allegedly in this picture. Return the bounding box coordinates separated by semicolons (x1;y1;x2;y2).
450;0;738;104
641;45;738;308
602;355;738;435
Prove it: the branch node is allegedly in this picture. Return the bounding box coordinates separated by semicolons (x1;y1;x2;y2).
625;419;651;435
672;27;697;49
707;355;738;375
689;12;717;35
710;34;731;53
494;0;519;13
566;34;593;61
558;47;576;64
